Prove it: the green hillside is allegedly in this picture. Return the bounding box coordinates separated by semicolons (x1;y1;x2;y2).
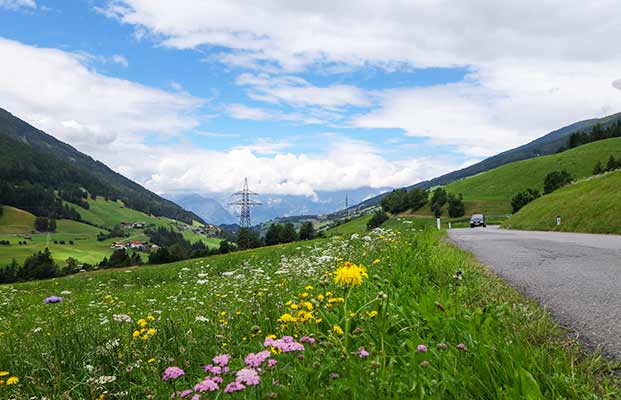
74;198;168;229
503;171;621;234
0;206;35;234
445;138;621;213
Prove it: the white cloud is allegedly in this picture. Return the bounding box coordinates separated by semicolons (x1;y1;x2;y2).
235;73;371;110
100;1;621;70
111;54;129;67
113;138;461;196
100;0;621;157
224;103;272;121
0;0;35;10
0;37;202;154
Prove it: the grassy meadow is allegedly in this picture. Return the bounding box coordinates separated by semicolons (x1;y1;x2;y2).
0;217;619;399
503;171;621;234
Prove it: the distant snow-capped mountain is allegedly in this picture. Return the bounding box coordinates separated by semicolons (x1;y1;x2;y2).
165;187;390;225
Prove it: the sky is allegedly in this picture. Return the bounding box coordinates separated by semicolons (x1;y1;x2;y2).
1;0;620;197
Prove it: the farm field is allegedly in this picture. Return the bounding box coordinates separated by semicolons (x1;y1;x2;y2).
0;217;618;399
503;170;621;234
0;201;222;266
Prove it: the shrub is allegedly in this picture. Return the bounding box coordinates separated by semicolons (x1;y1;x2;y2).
511;188;541;213
367;210;389;230
543;170;574;194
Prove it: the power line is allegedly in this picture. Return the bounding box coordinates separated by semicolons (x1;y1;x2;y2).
229;178;261;228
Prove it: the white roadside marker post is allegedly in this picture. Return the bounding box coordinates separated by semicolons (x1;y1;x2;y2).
436;218;441;230
556;215;561;226
448;222;452;229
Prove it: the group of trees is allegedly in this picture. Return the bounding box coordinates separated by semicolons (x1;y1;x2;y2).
34;216;57;232
100;249;143;269
593;155;621;175
0;249;60;283
510;170;573;214
381;188;428;214
447;193;466;218
0;181;82;221
380;187;465;219
264;223;302;246
562;121;621;151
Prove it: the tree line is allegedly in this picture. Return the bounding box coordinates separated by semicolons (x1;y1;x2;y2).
559;121;621;152
380;187;465;218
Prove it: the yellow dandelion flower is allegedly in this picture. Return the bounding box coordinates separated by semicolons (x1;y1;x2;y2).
289;303;299;310
0;371;8;377
300;301;313;311
148;358;156;364
328;297;344;304
7;376;18;385
148;328;156;336
367;310;378;318
132;330;141;339
373;259;381;265
304;285;314;290
147;315;155;322
299;292;309;299
137;319;148;328
0;379;4;385
334;263;368;287
333;325;344;335
266;334;277;340
325;291;333;297
277;313;297;323
316;294;325;301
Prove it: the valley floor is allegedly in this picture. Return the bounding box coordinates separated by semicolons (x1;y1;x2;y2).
0;218;619;399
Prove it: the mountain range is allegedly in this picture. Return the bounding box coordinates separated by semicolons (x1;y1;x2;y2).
0;108;202;224
166;187;389;225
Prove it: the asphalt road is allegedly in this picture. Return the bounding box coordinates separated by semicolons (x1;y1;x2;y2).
448;226;621;359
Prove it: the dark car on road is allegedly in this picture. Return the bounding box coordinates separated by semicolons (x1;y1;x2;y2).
470;214;486;228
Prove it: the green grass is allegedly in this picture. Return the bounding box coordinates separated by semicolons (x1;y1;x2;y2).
0;222;116;265
445;138;621;213
325;214;373;236
181;230;222;249
74;198;167;229
0;206;36;234
1;217;618;398
503;170;621;234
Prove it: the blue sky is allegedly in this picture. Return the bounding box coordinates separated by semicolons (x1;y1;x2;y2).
1;0;619;195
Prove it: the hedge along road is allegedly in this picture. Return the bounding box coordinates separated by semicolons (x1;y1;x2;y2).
448;226;621;359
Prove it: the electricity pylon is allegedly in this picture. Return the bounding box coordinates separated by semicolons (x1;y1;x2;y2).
229;178;261;228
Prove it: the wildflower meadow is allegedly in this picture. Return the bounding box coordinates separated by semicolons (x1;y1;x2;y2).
0;218;619;399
